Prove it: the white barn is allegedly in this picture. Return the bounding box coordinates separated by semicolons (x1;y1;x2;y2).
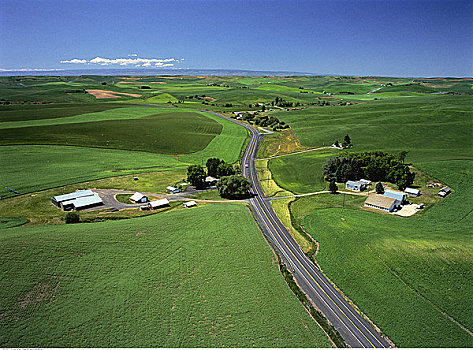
129;192;148;203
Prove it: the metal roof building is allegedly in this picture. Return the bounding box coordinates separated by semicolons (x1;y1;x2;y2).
149;198;170;209
346;180;366;192
364;195;400;212
166;186;180;194
404;187;420;196
183;201;197;208
60;194;103;211
51;189;95;206
384;189;407;202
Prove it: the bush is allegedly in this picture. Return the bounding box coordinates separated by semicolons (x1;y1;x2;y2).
65;212;80;224
329;180;338;194
216;175;251;199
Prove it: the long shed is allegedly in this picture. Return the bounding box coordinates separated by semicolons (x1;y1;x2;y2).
384;189;407;202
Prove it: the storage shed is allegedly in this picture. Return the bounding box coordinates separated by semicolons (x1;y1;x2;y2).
183;201;197;208
404;187;420;197
384;189;407;203
438;186;451;198
129;192;148;203
364;195;400;212
149;198;170;209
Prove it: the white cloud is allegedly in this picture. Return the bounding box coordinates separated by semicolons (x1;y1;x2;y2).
60;58;87;64
60;56;180;68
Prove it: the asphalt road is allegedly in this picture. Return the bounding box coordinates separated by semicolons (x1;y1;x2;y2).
202;110;391;348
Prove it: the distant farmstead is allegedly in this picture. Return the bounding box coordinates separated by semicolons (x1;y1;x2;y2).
364;194;400;212
51;190;103;211
438;186;451;198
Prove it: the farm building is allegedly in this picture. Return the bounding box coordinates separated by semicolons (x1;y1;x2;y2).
364;195;400;212
384;189;407;203
52;190;103;211
183;201;197;208
359;179;372;188
346;180;366;192
404;187;420;196
438;186;451;197
166;186;180;194
149;198;170;209
129;192;148;203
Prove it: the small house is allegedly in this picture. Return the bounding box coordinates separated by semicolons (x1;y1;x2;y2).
404;187;420;197
205;176;218;186
364;195;400;212
359;179;372;188
346;180;366;192
183;201;197;208
438;186;451;198
166;186;180;194
149;198;170;209
129;192;148;203
384;189;407;203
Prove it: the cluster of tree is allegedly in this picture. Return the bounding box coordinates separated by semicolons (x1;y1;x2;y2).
64;89;86;93
333;134;352;149
139;85;151;89
216;175;251;199
232;113;289;131
187;158;250;198
322;150;415;190
206;158;236;177
271;96;300;108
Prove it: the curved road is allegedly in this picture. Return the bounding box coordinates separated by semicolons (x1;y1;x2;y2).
200;110;391;348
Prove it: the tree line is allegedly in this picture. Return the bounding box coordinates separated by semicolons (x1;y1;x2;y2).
322;150;415;190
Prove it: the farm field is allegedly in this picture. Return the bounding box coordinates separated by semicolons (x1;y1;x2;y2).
0;204;332;348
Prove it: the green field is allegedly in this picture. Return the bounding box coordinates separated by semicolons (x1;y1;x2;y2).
0;204;332;347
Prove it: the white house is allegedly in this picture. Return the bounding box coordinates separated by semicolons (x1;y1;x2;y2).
346;180;366;192
166;186;180;194
129;192;148;203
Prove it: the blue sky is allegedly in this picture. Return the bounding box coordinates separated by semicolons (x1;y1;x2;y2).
0;0;471;76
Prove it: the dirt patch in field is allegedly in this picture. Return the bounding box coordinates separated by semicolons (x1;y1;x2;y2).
117;81;136;84
149;82;166;84
86;89;142;99
422;78;473;82
203;96;216;102
421;82;452;88
18;282;60;308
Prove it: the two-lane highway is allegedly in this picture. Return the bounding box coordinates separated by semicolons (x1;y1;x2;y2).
201;110;391;348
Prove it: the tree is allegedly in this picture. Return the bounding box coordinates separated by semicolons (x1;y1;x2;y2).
375;181;384;194
65;212;80;224
261;104;266;112
329;180;338;194
342;134;351;148
334;140;340;147
187;165;207;189
216;162;236;177
216;175;251;199
206;158;223;177
398;150;408;164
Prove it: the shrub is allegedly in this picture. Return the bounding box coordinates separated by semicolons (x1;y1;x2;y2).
65;212;80;224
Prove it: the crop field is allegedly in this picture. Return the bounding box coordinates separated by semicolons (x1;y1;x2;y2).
0;204;332;347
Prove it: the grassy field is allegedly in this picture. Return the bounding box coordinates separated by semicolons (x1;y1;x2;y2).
0;145;185;198
273;95;473;163
0;204;332;347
